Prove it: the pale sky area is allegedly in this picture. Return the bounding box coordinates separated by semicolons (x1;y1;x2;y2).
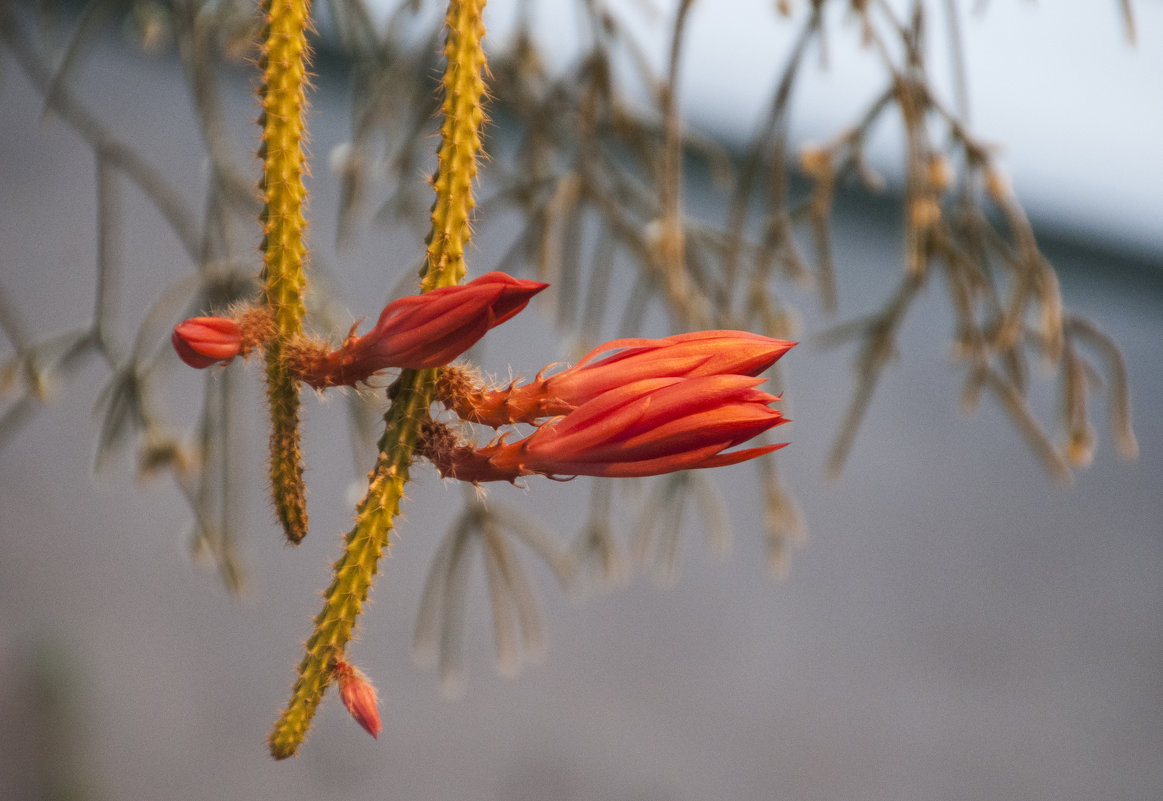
469;0;1163;256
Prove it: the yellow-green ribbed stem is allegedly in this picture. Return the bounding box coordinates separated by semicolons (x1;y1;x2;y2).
268;370;431;759
268;0;488;759
259;0;312;544
422;0;487;292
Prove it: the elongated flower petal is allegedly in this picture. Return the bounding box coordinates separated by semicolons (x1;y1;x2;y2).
440;375;788;482
332;660;382;740
447;331;795;426
172;317;242;368
290;272;547;387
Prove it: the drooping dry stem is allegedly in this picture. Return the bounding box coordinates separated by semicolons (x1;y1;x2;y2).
268;0;488;759
0;15;201;260
652;0;706;328
259;0;312;544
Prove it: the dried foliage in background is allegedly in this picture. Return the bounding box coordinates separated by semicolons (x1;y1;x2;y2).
0;0;1139;744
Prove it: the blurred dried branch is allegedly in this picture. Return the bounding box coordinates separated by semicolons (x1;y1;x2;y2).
413;489;571;693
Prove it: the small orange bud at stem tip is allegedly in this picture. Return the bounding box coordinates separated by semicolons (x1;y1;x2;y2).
332;660;382;740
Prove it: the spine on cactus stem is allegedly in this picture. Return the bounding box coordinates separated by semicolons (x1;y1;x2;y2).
258;0;312;546
268;0;490;760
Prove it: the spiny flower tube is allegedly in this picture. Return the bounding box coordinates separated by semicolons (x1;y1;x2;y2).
433;374;788;482
332;660;382;740
442;331;795;427
288;271;548;388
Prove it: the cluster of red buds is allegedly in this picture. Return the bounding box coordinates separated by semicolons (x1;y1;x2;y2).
173;272;792;738
432;374;787;481
172;272;795;487
171;272;548;384
430;331;794;481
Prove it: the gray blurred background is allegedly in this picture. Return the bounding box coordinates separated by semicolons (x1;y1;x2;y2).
2;3;1161;800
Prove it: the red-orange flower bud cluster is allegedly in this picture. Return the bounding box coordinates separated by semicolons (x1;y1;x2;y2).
439;373;789;482
447;330;794;427
172;270;793;483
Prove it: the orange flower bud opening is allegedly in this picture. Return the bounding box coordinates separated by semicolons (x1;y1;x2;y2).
447;330;795;427
441;374;789;482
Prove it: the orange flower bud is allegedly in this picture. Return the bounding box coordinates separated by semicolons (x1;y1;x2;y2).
171;316;242;368
449;331;795;427
439;374;788;482
290;271;548;388
332;660;382;740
